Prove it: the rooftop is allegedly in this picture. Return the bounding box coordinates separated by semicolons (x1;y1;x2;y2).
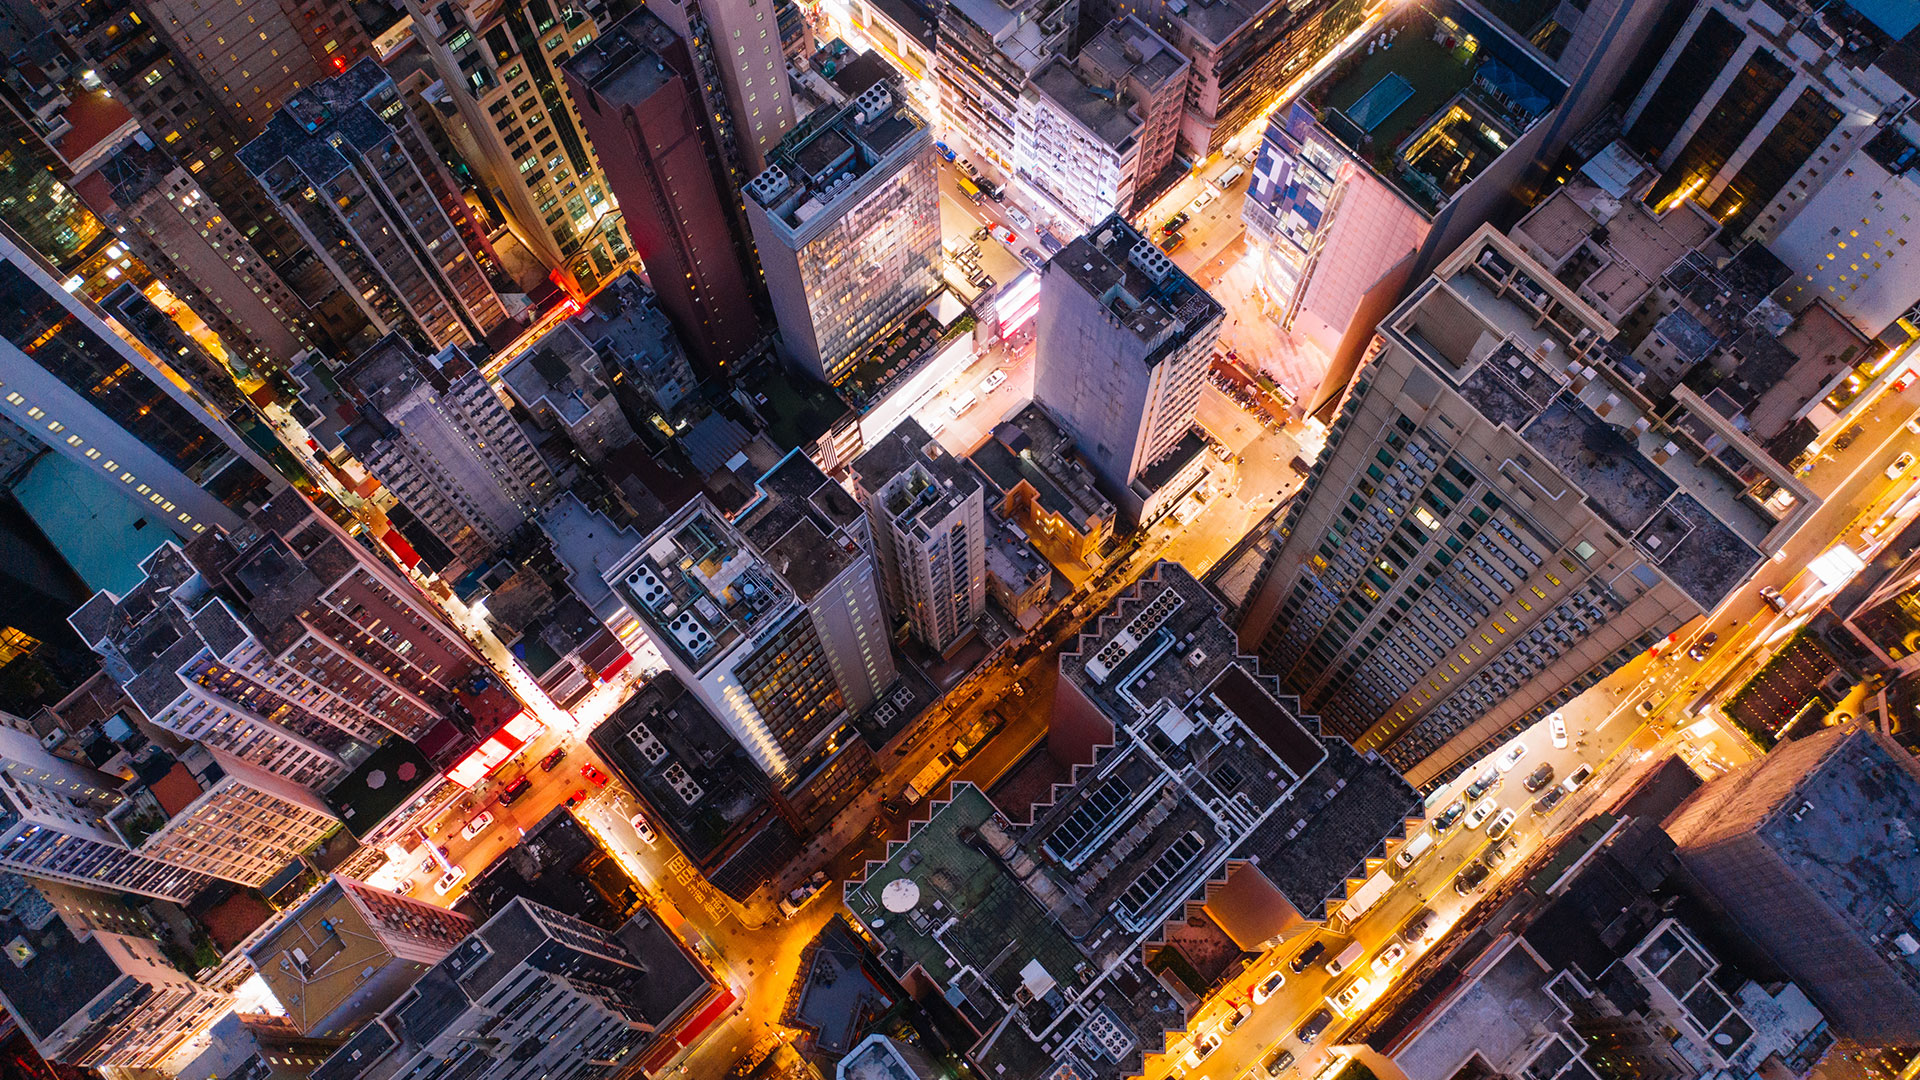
560;8;686;114
969;405;1116;533
606;499;798;672
0;906;129;1051
459;809;643;931
1390;937;1570;1080
736;451;865;601
853;419;982;542
536;494;645;627
942;0;1073;74
500;323;614;427
1302;0;1564;214
1029;59;1142;151
238;57;404;189
745;81;928;236
1050;215;1222;360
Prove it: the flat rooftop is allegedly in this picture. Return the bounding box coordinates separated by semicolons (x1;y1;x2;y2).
1052;215;1222;359
1392;939;1570;1080
607;499;793;672
745;81;927;236
1029;58;1141;150
970;404;1115;533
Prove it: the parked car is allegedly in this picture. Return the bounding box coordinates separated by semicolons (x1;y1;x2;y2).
1039;231;1063;254
434;866;468;895
1485;836;1520;866
1253;970;1286;1004
1486;807;1518;841
1005;206;1032;229
1464;768;1500;800
1370;943;1406;976
1159;232;1184;253
1464;796;1497;830
1523;763;1556;792
1496;743;1529;772
1163;212;1189;233
1217;164;1246;187
1532;787;1567;816
1223;1002;1253;1032
1548;712;1568;748
1330;977;1370;1014
1760;585;1787;611
933;140;957;162
1264;1048;1295;1077
1400;907;1437;944
499;776;532;804
1018;246;1045;271
980;369;1008;393
539;747;567;771
1295;1009;1333;1045
1562;764;1594;792
581;763;608;785
1431;797;1467;832
1453;860;1491;895
629;812;657;844
988;223;1016;244
1889;451;1915;480
1289;940;1327;973
1183;1030;1221;1069
460;811;494;840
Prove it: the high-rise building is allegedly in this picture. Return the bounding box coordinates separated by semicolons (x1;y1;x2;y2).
248;875;476;1039
70;498;481;784
937;0;1077;170
1665;723;1920;1045
396;0;632;294
239;59;513;355
0;865;230;1067
1014;17;1187;230
743;81;942;386
338;336;557;571
0;723;217;901
1769;123;1920;338
499;324;638;464
643;0;797;171
568;271;700;414
851;419;986;655
1621;0;1914;247
1236;225;1799;789
310;898;715;1080
604;452;895;788
0;226;281;538
564;11;766;380
1031;214;1220;524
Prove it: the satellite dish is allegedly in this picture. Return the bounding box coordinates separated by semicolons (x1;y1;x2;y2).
881;879;921;913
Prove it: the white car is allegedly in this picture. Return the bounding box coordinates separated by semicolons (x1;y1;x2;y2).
1464;796;1497;830
1329;977;1371;1014
1562;764;1594;792
1181;1031;1221;1070
1486;807;1519;841
1889;451;1915;480
460;810;494;840
1005;207;1032;230
1253;969;1286;1004
434;866;468;895
1548;712;1567;748
980;370;1008;393
1496;743;1529;772
629;812;657;844
1370;943;1406;976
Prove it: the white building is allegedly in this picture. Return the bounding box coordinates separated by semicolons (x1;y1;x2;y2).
851;418;987;655
1771;122;1920;337
108;743;339;888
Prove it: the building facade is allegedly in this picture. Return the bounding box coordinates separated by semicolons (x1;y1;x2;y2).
568;271;701;414
744;81;942;385
937;0;1077;169
851;418;987;655
107;743;339;888
500;323;638;464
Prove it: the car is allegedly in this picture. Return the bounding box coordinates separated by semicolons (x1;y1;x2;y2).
499;776;532;804
1532;787;1567;816
1370;943;1406;976
539;747;567;771
1264;1048;1296;1077
1400;907;1437;944
1217;164;1246;187
1687;643;1712;661
779;878;826;918
1159;232;1183;252
563;788;587;808
1040;232;1064;254
1548;712;1568;748
581;763;608;785
1163;212;1190;233
434;866;468;895
1760;585;1787;611
948;391;978;417
1186;1030;1221;1067
1464;768;1501;801
1636;698;1658;715
1485;835;1520;866
1192;189;1217;211
1522;763;1556;793
628;812;657;844
1453;860;1491;895
1243;145;1259;164
1496;743;1529;772
1005;206;1032;229
958;158;980;178
459;810;494;840
1431;798;1467;832
1464;796;1497;830
1289;940;1327;973
933;140;957;162
1224;1002;1253;1032
1486;807;1518;840
1295;1008;1333;1045
988;223;1016;244
1562;764;1594;792
1253;970;1286;1004
980;370;1008;393
1018;246;1045;271
1889;451;1916;480
1330;977;1370;1014
1894;368;1918;392
1907;415;1920;435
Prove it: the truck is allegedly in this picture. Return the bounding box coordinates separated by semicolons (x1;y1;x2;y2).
1392;831;1434;871
957;174;983;201
1336;868;1395;923
904;753;955;802
1324;940;1366;977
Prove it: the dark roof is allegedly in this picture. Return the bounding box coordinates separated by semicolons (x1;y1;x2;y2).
324;739;434;838
1208;666;1326;777
1241;738;1421;916
611;910;712;1024
0;911;128;1047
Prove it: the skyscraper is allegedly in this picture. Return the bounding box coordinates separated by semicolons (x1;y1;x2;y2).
0;226;280;538
643;0;797;171
851;418;987;656
238;59;513;354
1237;225;1797;788
1032;213;1220;524
339;336;557;572
744;82;941;386
564;11;765;380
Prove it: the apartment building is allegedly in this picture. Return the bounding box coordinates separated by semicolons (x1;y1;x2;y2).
564;11;766;380
567;271;701;414
248;875;475;1038
1032;214;1221;525
106;743;339;888
937;0;1077;169
339;336;557;571
499;324;638;464
1770;122;1920;338
643;0;797;171
744;81;942;385
1014;17;1187;229
967;404;1118;568
239;59;513;353
851;418;987;656
1237;226;1802;789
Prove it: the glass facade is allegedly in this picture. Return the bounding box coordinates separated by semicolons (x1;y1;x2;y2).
801;152;941;383
1645;47;1792;210
1626;7;1743;166
1706;87;1842;236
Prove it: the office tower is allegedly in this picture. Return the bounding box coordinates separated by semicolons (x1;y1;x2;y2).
1769;124;1920;338
0;865;230;1067
70;498;481;783
500;324;638;464
1142;0;1365;156
1014;17;1187;230
1032;214;1221;523
1665;723;1920;1045
396;0;631;295
239;59;513;354
1237;226;1797;790
339;336;557;571
744;82;941;385
0;723;217;901
85;140;316;371
1622;0;1914;247
851;419;986;656
569;271;700;414
642;0;796;171
1239;0;1568;415
0;226;280;538
107;742;339;887
564;12;765;380
605;453;895;786
248;875;476;1038
937;0;1077;169
311;898;715;1080
846;562;1418;1080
